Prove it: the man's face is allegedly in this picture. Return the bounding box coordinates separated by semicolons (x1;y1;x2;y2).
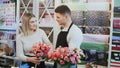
55;13;66;25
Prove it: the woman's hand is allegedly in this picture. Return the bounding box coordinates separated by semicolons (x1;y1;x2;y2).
27;57;40;64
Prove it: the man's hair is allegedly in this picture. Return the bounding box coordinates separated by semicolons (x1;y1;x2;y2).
55;5;71;16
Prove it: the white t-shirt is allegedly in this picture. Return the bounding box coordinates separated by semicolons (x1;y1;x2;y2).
16;29;51;61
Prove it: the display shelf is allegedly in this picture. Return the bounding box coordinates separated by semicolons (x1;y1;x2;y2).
0;0;16;67
109;0;120;67
0;56;16;67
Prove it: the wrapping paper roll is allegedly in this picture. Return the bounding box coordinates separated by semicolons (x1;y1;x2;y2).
85;26;110;34
71;11;84;26
111;52;120;61
112;46;120;50
114;13;120;17
114;7;120;12
113;28;120;32
80;42;108;51
112;36;120;41
86;11;110;26
113;19;120;28
83;34;109;43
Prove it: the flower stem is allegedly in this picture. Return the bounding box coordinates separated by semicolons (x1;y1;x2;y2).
35;64;37;68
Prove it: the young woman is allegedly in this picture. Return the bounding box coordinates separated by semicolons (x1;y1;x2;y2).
16;13;51;68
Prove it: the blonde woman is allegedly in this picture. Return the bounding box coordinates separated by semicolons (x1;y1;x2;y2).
16;13;51;68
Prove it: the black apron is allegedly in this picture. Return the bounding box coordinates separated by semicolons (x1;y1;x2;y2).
56;23;73;48
54;23;77;68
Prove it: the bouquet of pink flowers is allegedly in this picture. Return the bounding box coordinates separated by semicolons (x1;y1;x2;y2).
30;42;51;60
48;46;85;65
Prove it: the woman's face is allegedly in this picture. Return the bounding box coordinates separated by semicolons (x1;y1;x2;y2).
29;17;37;31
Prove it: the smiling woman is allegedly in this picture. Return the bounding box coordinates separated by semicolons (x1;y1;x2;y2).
16;13;52;68
21;13;37;36
29;17;37;31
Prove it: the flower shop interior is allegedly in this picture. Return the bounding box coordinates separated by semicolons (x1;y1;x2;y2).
0;0;120;68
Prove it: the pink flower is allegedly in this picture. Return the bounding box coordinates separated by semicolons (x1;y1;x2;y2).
36;53;43;57
48;47;85;65
30;42;51;59
64;56;70;62
70;56;76;64
60;60;65;65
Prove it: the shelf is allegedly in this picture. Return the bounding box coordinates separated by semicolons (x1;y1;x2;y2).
113;17;120;19
0;52;5;57
39;6;54;9
0;56;15;67
0;40;7;44
20;7;33;9
112;50;120;52
110;1;120;67
111;60;120;67
78;25;110;28
45;61;86;67
111;59;120;62
112;42;120;45
113;31;120;34
0;55;19;60
113;33;120;36
0;27;16;31
20;6;54;9
114;12;120;14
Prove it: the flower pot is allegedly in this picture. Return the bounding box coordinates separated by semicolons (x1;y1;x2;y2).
57;63;77;68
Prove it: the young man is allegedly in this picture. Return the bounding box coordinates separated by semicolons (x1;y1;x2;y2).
55;4;83;49
54;4;83;68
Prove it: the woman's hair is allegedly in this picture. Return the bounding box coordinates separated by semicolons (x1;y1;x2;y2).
55;5;71;16
21;13;37;36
